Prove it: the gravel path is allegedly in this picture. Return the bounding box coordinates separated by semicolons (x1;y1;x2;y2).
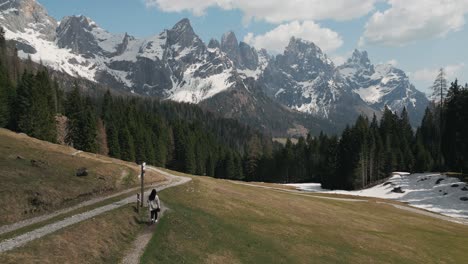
121;168;191;264
0;167;191;253
0;184;158;236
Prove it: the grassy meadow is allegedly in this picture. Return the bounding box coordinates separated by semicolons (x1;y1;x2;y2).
142;171;468;264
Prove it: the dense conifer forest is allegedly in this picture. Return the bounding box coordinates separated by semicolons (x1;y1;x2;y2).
1;27;467;189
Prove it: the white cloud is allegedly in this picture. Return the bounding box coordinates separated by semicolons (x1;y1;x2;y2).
387;59;398;67
412;63;465;83
330;55;347;66
410;63;466;94
145;0;377;23
363;0;468;46
243;21;343;54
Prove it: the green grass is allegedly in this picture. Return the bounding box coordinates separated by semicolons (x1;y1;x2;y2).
142;174;468;264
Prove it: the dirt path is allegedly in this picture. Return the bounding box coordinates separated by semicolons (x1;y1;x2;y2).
120;168;191;264
0;183;158;236
120;203;167;264
0;167;191;253
230;181;468;226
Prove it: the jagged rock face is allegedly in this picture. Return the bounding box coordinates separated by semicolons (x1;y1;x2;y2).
239;42;259;70
57;16;103;58
219;31;259;71
207;38;220;49
221;31;241;67
338;49;429;124
0;0;57;40
259;38;376;121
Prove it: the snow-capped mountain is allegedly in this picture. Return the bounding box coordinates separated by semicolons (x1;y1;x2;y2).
259;38;378;123
338;50;429;124
0;0;429;134
0;0;240;103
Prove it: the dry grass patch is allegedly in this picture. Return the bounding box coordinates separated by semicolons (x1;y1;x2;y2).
0;205;145;263
0;128;164;226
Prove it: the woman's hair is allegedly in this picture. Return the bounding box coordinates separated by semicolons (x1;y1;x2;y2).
149;189;157;201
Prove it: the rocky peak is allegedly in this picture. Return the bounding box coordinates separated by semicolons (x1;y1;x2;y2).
238;41;259;70
207;38;220;49
221;31;238;50
56;15;102;57
59;15;95;31
220;31;241;67
171;18;193;34
285;38;320;56
115;32;132;55
345;49;372;69
167;18;203;52
277;37;335;80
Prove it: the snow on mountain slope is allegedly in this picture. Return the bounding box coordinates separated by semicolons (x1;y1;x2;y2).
338;50;429;124
1;1;241;101
288;173;468;220
168;67;236;103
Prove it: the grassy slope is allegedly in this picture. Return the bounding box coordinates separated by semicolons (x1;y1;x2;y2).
0;128;164;226
142;172;468;264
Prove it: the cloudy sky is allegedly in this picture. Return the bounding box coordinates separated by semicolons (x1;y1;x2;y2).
41;0;468;94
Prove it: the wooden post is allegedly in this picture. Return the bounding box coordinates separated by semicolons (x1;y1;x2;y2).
140;162;146;207
136;193;140;212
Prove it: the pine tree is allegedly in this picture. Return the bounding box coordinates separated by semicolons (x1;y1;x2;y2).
0;58;9;127
119;126;135;162
15;71;34;134
106;122;121;159
245;135;262;179
65;84;97;152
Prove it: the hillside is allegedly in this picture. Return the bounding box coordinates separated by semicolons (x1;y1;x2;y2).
0;128;164;225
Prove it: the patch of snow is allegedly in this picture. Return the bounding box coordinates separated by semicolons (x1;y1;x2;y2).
275;88;285;97
168;66;235;104
106;68;133;87
1;7;17;14
355;85;386;104
90;26;124;53
288;173;468;219
139;33;166;61
5;27;97;81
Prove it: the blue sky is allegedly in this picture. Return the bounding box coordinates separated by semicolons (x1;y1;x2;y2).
40;0;468;95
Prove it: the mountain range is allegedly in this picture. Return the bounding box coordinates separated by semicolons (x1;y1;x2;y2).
0;0;429;136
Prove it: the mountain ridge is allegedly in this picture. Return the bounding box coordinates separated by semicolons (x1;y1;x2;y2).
0;0;429;134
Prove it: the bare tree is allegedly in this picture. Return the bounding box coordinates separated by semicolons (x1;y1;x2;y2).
431;68;448;104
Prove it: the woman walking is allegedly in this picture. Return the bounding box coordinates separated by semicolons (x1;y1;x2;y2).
148;189;161;224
